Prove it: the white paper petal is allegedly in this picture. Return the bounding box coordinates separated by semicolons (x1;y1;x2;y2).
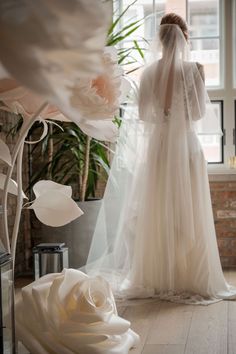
0;139;12;166
0;79;66;120
79;120;119;142
45;114;70;123
0;173;27;198
25;120;48;144
33;180;72;199
0;62;10;79
104;46;118;61
29;190;83;226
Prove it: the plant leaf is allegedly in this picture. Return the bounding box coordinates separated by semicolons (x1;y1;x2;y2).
107;0;138;36
133;40;144;59
109;19;142;42
107;25;141;46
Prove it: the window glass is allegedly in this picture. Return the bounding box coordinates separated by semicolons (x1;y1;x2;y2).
118;0;223;164
188;0;219;37
121;0;155;40
187;0;221;88
190;38;220;86
198;101;223;163
234;0;236;87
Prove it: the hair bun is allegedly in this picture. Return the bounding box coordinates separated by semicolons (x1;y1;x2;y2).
160;13;188;41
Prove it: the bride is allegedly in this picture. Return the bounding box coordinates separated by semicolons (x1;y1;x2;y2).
84;13;236;305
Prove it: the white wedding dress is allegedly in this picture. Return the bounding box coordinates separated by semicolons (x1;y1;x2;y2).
84;24;236;305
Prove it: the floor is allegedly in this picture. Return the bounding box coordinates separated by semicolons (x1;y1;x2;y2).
16;270;236;354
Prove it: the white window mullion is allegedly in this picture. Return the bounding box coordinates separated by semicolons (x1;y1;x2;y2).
208;0;236;172
222;0;234;169
233;0;236;88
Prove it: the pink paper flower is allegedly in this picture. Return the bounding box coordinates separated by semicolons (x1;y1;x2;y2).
69;48;130;120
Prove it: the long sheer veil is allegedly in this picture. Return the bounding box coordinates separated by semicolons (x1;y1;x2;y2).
82;24;222;298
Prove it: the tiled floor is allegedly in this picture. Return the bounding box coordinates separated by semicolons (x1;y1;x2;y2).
16;269;236;354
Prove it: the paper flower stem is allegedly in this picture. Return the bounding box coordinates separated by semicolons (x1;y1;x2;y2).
2;102;48;258
80;135;91;202
11;143;24;268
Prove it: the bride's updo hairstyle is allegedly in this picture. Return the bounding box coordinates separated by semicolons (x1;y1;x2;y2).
159;13;188;47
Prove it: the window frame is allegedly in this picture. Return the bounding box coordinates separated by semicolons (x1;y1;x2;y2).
235;99;236;152
117;0;236;172
206;0;236;173
206;99;224;164
187;0;224;90
234;0;236;88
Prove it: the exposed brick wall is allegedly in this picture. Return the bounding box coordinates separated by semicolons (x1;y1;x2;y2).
210;180;236;267
2;110;236;272
0;111;32;275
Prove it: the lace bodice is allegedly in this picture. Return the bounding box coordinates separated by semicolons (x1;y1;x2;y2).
139;60;206;128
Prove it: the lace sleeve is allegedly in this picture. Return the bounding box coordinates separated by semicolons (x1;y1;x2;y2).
138;65;154;121
190;62;206;121
196;62;205;83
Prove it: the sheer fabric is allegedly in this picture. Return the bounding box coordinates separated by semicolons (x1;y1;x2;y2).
83;25;236;305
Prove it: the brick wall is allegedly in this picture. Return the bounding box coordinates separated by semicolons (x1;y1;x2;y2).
0;111;32;275
1;110;236;272
210;179;236;267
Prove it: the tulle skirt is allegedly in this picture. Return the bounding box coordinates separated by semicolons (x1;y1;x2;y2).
85;123;236;305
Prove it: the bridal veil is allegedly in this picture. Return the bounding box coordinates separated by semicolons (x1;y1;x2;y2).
82;24;236;304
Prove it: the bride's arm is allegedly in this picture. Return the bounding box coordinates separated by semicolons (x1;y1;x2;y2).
138;67;153;121
196;62;205;83
191;62;206;121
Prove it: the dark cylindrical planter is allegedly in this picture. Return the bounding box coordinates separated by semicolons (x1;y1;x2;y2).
35;200;102;269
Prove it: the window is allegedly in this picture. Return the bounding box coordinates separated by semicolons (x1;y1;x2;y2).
234;0;236;88
198;100;223;163
120;0;222;88
187;1;224;165
117;0;236;168
188;0;222;87
235;100;236;156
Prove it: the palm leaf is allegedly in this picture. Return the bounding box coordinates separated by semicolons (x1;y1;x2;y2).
133;39;144;59
107;0;138;36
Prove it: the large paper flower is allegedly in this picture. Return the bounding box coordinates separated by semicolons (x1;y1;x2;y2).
0;77;119;142
69;48;130;120
0;0;109;123
0;78;64;120
16;269;140;354
0;1;130;125
0;52;131;142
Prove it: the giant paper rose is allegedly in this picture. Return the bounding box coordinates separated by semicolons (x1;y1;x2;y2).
16;269;140;354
